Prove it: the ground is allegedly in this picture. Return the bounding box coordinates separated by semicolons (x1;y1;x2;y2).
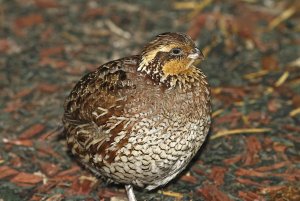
0;0;299;200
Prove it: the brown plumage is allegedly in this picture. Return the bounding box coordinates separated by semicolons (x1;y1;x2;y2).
63;32;211;200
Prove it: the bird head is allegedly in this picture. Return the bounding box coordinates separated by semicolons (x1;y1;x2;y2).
138;32;204;87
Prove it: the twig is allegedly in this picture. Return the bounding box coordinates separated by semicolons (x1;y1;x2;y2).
202;36;220;57
105;19;131;39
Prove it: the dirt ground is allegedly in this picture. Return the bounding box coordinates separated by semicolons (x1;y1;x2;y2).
0;0;299;200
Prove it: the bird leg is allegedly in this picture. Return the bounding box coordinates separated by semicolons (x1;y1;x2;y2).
125;185;137;201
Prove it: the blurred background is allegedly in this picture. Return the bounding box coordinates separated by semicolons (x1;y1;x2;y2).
0;0;299;200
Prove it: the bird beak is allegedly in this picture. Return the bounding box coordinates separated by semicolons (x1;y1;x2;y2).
187;48;204;60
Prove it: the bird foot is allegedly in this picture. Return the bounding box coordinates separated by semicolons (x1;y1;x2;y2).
125;185;137;201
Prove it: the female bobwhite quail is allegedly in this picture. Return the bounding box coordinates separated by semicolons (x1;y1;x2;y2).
63;32;211;201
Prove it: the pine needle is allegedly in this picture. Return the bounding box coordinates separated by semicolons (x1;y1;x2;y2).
174;0;213;20
244;70;269;80
275;71;289;87
212;109;224;118
173;0;212;11
289;107;300;117
160;191;183;200
211;128;272;140
268;6;296;30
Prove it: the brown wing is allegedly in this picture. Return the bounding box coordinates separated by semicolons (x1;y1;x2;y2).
63;56;139;164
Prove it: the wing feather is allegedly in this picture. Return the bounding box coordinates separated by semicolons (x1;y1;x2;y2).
63;56;139;163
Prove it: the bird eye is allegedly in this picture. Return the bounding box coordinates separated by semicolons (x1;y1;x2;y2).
171;48;182;55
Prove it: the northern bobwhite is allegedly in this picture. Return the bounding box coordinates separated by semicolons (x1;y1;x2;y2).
63;32;211;200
